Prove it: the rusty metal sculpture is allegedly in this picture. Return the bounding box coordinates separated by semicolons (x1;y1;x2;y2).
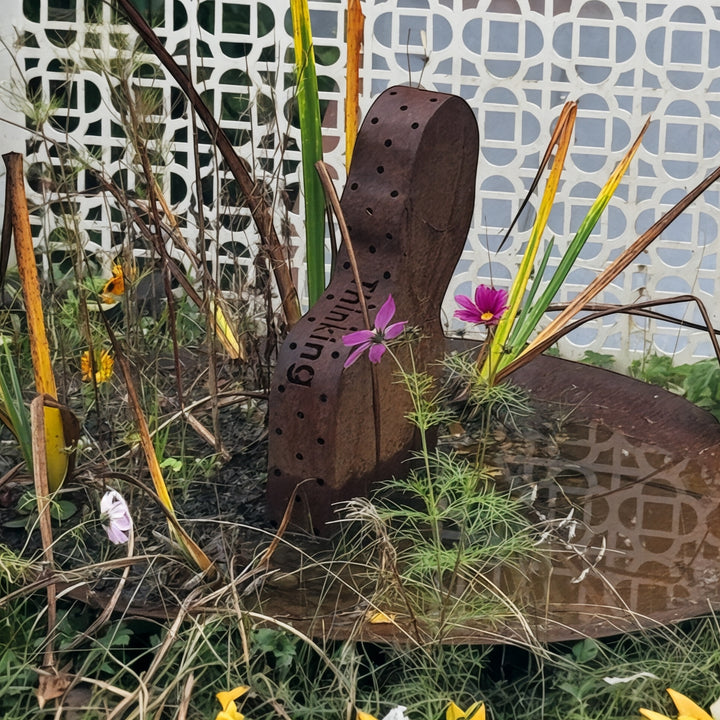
267;86;479;534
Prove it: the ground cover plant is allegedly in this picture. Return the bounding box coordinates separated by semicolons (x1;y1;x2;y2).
4;2;720;719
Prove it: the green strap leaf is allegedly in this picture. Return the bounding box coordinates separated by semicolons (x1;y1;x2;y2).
290;0;326;305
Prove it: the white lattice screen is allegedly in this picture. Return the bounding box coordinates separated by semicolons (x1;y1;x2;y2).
2;0;720;365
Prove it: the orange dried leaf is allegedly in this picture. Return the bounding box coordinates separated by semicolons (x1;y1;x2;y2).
345;0;365;169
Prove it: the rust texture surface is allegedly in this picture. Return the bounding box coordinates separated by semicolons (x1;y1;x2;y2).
266;86;479;533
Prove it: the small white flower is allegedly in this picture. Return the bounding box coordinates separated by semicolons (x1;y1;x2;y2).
381;707;409;720
100;490;132;544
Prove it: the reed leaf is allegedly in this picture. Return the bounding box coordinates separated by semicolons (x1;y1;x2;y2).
290;0;326;305
345;0;365;170
502;117;649;368
104;322;215;575
482;102;576;380
0;341;32;469
499;161;720;379
3;152;74;492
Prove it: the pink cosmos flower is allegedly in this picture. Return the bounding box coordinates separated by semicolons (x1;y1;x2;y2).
100;489;132;544
454;285;509;326
342;294;407;368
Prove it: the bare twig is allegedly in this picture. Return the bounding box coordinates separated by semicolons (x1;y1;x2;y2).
113;0;301;327
314;160;371;330
498;294;720;381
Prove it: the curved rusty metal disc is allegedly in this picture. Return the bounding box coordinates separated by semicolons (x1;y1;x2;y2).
267;86;480;534
56;356;720;644
258;354;720;644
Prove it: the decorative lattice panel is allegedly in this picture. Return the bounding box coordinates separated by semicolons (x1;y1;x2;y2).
2;0;720;364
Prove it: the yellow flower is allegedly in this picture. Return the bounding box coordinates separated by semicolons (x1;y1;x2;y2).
101;263;125;304
215;686;249;720
80;349;114;384
639;688;714;720
447;701;485;720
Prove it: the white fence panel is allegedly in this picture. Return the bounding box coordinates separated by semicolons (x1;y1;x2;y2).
2;0;719;365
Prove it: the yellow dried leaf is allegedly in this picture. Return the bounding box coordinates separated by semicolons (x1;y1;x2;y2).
366;610;397;624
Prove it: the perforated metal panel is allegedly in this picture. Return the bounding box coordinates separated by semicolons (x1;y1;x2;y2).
2;0;720;365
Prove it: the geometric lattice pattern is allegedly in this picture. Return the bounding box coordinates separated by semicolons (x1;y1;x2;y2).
3;0;720;365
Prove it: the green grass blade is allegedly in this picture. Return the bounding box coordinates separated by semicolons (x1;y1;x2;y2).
507;237;555;349
290;0;326;306
0;342;33;469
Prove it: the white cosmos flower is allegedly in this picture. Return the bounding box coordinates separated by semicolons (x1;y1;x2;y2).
100;490;132;544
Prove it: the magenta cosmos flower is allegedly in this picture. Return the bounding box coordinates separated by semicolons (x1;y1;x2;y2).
342;294;407;368
454;285;509;326
100;489;133;544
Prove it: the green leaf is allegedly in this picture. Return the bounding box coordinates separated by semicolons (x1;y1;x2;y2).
571;637;599;663
0;340;33;470
290;0;326;305
580;351;615;370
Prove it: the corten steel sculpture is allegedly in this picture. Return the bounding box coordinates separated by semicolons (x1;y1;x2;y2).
267;86;479;534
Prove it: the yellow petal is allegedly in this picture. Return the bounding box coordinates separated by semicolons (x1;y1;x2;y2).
466;702;486;720
446;701;485;720
101;263;125;302
667;689;714;720
367;610;397;624
357;711;379;720
639;708;674;720
215;710;244;720
216;686;249;711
